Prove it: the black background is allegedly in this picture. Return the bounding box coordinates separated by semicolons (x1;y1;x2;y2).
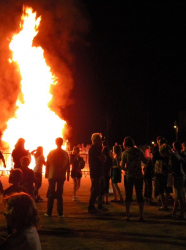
65;1;186;148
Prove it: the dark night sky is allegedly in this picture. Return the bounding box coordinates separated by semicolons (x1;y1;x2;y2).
68;1;186;148
66;1;186;148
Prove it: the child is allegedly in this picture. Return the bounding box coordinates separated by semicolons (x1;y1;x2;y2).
3;169;26;197
0;192;41;249
111;145;124;203
20;156;36;199
70;146;85;201
32;147;46;202
3;169;26;235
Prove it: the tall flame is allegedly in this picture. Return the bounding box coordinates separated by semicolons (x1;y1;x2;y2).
2;7;66;157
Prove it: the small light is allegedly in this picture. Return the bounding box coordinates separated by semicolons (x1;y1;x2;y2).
151;141;154;145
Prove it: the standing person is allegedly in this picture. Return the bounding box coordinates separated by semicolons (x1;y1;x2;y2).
0;192;41;250
160;143;185;219
45;137;70;217
152;138;170;210
70;146;85;201
12;138;29;169
32;146;46;203
143;148;154;204
121;136;147;221
102;145;113;204
88;133;108;213
111;145;124;203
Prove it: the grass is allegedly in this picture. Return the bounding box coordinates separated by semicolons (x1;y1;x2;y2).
0;175;186;250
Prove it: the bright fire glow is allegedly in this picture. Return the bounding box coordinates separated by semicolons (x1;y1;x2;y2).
2;7;67;164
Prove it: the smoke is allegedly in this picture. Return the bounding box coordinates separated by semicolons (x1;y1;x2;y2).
0;0;89;139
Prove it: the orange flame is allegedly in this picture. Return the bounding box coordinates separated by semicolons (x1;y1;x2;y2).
2;7;67;160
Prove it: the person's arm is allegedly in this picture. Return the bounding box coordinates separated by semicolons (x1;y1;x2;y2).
45;154;50;178
2;156;6;168
121;152;127;170
42;155;46;166
98;153;106;163
66;154;70;181
30;149;37;155
140;150;148;165
69;154;74;165
0;152;6;168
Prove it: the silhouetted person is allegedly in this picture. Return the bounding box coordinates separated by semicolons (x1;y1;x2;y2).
3;169;26;235
152;138;170;210
121;136;147;221
12;138;29;169
111;145;124;203
45;137;70;217
31;146;46;202
20;156;36;198
88;133;108;213
70;146;85;201
160;143;185;219
0;192;41;249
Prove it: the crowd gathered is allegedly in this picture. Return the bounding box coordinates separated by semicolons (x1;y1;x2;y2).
0;134;186;249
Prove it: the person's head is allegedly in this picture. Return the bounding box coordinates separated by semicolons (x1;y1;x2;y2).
172;141;182;152
15;138;25;149
9;169;23;185
73;146;80;155
55;137;63;148
113;145;122;157
159;144;171;157
36;146;43;155
20;156;31;169
3;192;40;231
91;133;102;147
156;136;162;144
123;136;134;149
159;138;167;147
182;142;186;152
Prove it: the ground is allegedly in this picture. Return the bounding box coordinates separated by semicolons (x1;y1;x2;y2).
0;173;186;250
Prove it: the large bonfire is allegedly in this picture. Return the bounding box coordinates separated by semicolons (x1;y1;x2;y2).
2;6;67;167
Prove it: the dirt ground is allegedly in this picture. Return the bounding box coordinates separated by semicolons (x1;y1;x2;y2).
0;173;186;250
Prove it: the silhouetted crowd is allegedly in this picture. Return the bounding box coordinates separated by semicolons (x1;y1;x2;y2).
0;134;186;249
88;134;186;222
